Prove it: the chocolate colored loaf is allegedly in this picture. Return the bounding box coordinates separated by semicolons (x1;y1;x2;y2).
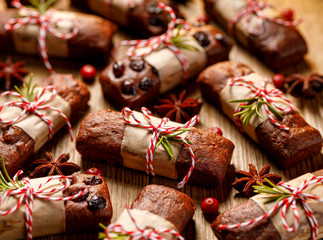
197;61;323;168
64;174;112;232
0;73;90;177
0;9;115;61
131;184;195;232
71;0;180;37
76;108;235;187
203;0;307;70
100;24;232;108
211;170;323;240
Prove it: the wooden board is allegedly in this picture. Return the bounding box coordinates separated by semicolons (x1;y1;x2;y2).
0;0;323;239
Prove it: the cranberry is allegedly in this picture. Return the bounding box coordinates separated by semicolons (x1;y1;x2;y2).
71;190;89;202
84;176;102;185
207;127;223;136
193;32;210;48
201;197;219;214
139;77;153;91
85;167;103;176
88;194;106;211
113;61;125;78
131;60;145;72
80;64;96;83
122;81;137;95
148;17;164;27
281;9;294;21
147;4;162;14
272;74;286;90
215;33;230;48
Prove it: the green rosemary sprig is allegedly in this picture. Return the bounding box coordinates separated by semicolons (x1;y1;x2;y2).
229;96;284;126
157;129;192;161
253;178;291;204
14;74;38;102
170;21;200;52
0;156;24;192
29;0;56;14
98;223;130;240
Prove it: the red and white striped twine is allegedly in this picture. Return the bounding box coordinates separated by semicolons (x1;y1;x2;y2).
229;0;302;34
5;0;79;73
112;2;191;82
0;86;73;141
104;205;184;240
219;176;323;240
227;77;293;131
122;107;198;188
0;172;87;240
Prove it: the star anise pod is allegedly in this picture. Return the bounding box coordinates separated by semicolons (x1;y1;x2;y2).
286;73;323;98
232;163;282;197
154;90;203;123
0;56;28;90
29;152;81;178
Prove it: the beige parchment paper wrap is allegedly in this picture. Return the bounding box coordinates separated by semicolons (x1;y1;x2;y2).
144;35;207;94
213;0;279;46
110;209;179;240
87;0;143;26
252;173;323;240
0;177;65;240
219;73;294;142
12;10;77;57
121;111;189;179
0;88;71;152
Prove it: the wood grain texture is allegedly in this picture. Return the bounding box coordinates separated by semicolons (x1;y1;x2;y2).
0;0;322;239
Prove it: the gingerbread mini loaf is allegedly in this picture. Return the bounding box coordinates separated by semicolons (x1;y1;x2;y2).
203;0;307;70
212;169;323;240
72;0;180;37
100;21;232;108
102;184;195;239
0;173;112;239
0;73;90;177
197;61;323;168
76;108;235;187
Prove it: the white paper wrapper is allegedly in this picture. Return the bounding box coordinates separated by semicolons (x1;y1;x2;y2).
213;0;279;46
144;36;207;94
110;209;179;240
0;177;65;240
0;89;71;152
252;173;323;240
12;10;77;57
87;0;143;26
121;111;189;179
219;73;292;142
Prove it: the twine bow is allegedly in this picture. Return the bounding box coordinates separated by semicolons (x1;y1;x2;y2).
218;176;323;240
104;205;184;240
0;171;87;240
112;2;191;82
229;0;302;34
5;0;79;73
0;86;73;141
122;107;198;188
228;77;293;131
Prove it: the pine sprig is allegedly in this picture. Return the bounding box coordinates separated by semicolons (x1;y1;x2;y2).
0;156;24;192
229;96;284;126
14;74;38;102
157;129;192;161
29;0;56;14
253;178;291;204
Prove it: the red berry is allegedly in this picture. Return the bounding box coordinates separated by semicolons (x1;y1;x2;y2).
272;74;286;90
281;9;294;21
85;167;102;176
201;197;219;214
207;127;223;136
80;64;97;83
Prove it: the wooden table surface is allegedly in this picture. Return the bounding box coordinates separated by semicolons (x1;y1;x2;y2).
1;0;323;239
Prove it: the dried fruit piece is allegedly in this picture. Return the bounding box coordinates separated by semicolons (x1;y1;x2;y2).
201;197;219;214
207;127;223;136
88;194;106;211
84;176;102;185
193;32;210;48
139;77;153;91
80;64;97;83
113;61;125;78
272;73;286;90
122;80;137;95
85;167;103;176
